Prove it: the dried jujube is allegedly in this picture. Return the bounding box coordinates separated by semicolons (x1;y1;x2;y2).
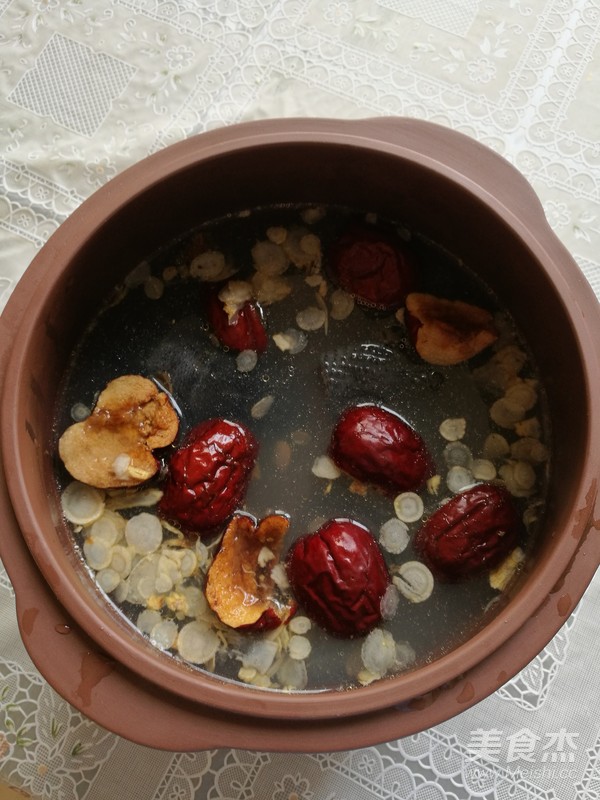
414;483;522;581
158;418;257;536
329;225;416;310
207;288;268;353
329;404;434;495
286;518;390;638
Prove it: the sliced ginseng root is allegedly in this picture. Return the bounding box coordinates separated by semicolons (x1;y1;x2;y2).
404;293;498;366
58;375;179;489
205;513;296;632
393;561;434;603
61;481;105;526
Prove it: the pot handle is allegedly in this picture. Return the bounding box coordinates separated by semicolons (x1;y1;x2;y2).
354;117;549;232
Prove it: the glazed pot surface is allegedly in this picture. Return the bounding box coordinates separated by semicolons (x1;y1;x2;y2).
2;118;599;726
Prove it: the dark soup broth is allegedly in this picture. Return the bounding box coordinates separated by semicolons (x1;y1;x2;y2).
54;205;550;692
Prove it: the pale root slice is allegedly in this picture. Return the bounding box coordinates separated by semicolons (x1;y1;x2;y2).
58;375;179;489
393;492;424;524
393;561;434;603
251;240;289;276
446;465;474;493
471;458;497;481
311;455;342;480
361;628;397;677
288;615;311;635
83;538;112;571
379;518;410;555
176;621;220;664
329;288;355;321
205;513;294;630
276;657;308;690
406;293;498;366
439;417;467;442
96;568;121;594
125;512;164;555
150;619;178;650
242;640;279;674
281;226;322;273
236;350;258;373
288;635;311;661
251;395;275;419
380;584;400;619
61;481;105;526
296;306;327;331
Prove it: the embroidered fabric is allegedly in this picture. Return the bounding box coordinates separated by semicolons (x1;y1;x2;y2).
1;1;599;798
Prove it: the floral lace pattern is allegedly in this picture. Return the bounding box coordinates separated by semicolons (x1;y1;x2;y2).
1;0;599;798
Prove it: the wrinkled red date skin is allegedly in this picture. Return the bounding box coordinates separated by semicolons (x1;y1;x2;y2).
207;290;268;353
329;225;416;310
329;404;434;495
158;419;258;536
287;519;390;638
414;483;522;581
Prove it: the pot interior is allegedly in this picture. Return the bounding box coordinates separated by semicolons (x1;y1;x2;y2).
4;134;593;718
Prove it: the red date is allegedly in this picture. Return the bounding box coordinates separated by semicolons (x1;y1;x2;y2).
158;418;258;536
414;483;522;581
329;225;416;310
286;518;390;637
329;404;434;495
207;289;268;353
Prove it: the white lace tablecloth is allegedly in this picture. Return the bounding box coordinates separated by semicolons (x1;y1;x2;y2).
1;2;600;799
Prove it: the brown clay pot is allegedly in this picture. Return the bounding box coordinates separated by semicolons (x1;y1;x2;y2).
1;118;599;749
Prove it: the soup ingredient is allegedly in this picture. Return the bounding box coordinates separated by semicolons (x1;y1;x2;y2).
125;512;164;554
439;417;467;442
489;546;526;591
61;481;105;525
393;561;434;603
207;288;268;353
359;630;416;686
236;350;258;373
329;404;434;495
58;375;179;489
286;518;390;638
329;225;416;309
296;306;327;331
379;518;410;555
272;328;308;354
404;293;498;365
393;492;424;523
311;454;342;480
158;418;258;536
176;620;220;665
414;483;522;581
205;513;296;631
329;288;355;320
